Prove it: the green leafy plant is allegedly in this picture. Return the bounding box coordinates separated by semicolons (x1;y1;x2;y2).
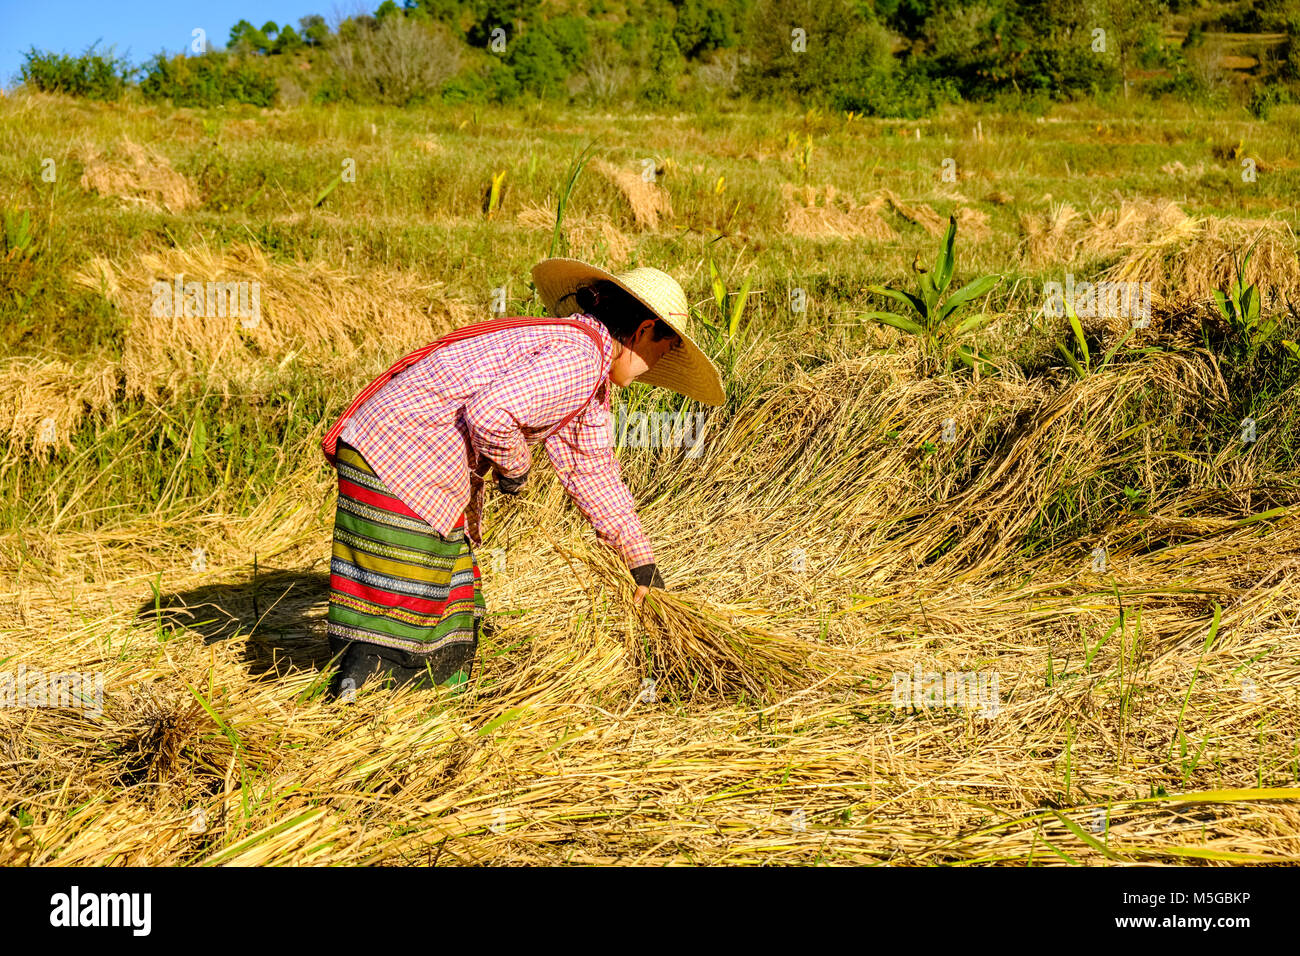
1056;300;1135;380
2;208;34;262
1283;290;1300;364
861;214;1000;370
1213;236;1276;360
550;143;598;258
700;257;754;340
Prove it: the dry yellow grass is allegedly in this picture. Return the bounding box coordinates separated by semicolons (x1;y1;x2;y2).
1018;199;1199;265
1105;215;1300;306
78;138;199;214
876;188;947;235
954;205;990;240
0;354;121;461
516;204;633;266
1016;199;1300;305
3;327;1299;866
781;184;897;241
590;158;673;230
73;243;474;402
5;95;1300;867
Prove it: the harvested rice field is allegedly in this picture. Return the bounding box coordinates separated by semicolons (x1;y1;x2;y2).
2;90;1300;867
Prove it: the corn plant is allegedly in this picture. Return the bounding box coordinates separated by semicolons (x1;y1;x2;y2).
550;143;598;258
1214;237;1276;360
700;257;753;340
1057;300;1136;380
861;214;999;369
485;169;506;217
784;132;812;176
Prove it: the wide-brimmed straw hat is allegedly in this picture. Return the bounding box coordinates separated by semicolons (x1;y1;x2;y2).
532;258;725;406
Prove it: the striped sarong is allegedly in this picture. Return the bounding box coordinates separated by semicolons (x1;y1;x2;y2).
326;440;485;662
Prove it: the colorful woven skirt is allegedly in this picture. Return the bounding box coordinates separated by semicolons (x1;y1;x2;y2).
326;440;485;681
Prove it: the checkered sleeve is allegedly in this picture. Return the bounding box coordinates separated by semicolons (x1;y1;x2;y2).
545;389;656;570
461;335;601;479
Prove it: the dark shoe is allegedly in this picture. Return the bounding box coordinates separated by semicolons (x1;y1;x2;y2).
326;639;476;701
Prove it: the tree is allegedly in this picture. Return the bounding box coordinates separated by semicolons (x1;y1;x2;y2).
673;0;736;59
330;14;462;104
467;0;541;47
507;30;565;97
740;0;897;101
299;15;330;47
415;0;466;25
228;20;256;49
273;24;305;54
543;15;590;62
581;24;631;102
245;21;279;54
642;21;684;104
339;15;380;41
1095;0;1169;97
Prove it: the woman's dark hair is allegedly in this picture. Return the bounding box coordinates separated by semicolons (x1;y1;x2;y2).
564;280;679;346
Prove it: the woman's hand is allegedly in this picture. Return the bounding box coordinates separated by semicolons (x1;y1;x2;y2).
630;563;664;608
476;453;528;494
497;467;529;495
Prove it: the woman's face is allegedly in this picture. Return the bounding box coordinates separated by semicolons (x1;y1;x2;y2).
610;318;681;386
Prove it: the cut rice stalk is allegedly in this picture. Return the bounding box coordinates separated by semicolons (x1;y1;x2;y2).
567;543;839;702
630;587;821;701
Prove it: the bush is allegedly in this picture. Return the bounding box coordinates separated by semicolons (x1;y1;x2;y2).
833;70;960;118
486;60;523;102
140;51;277;106
674;0;738;59
507;30;566;97
329;15;463;105
311;71;348;104
18;44;131;99
640;21;685;105
1247;83;1296;119
739;0;896;103
1000;41;1121;101
440;69;490;104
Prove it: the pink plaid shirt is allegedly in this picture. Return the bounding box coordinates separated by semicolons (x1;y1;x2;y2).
338;312;655;569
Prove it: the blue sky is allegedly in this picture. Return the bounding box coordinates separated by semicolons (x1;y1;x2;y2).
0;0;371;88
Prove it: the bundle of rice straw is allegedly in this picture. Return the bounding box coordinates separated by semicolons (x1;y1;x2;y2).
630;588;821;701
564;544;840;702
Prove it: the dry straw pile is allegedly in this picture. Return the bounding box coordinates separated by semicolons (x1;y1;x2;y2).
574;542;849;701
781;184;897;241
0;355;120;462
515;203;633;266
1019;199;1300;305
78;138;199;214
781;185;987;241
590;158;674;229
73;243;474;402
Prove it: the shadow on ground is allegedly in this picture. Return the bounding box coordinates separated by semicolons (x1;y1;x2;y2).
134;561;335;677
